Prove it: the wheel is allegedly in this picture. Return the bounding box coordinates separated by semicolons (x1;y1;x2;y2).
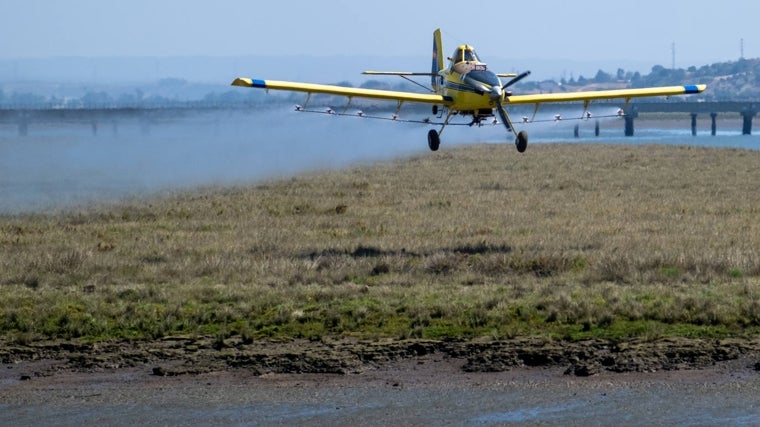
432;105;439;115
427;129;440;151
515;130;528;153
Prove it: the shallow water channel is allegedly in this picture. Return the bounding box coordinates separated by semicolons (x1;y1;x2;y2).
2;359;760;426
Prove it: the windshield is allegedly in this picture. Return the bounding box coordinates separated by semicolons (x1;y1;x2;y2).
451;46;479;63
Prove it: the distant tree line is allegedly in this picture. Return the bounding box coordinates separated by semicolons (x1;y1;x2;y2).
517;58;760;101
2;58;760;109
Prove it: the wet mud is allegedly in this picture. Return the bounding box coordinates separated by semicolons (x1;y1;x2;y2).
4;337;760;425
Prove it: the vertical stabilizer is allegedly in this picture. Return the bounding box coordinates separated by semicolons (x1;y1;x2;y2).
431;29;444;92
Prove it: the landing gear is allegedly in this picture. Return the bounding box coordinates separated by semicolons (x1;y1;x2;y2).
427;129;440;151
427;110;454;152
515;130;528;153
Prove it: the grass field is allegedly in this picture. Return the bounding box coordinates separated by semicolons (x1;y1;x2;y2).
1;143;759;344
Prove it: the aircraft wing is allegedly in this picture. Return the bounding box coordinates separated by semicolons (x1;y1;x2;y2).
504;85;706;105
362;71;435;76
231;77;451;105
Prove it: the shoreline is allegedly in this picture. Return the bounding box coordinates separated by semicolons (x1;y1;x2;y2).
3;336;760;379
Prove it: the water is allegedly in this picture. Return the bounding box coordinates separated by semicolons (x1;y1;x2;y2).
2;367;760;426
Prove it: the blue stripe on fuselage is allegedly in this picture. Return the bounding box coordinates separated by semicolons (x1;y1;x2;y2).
444;81;483;95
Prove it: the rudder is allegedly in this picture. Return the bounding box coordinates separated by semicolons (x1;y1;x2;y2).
431;29;444;92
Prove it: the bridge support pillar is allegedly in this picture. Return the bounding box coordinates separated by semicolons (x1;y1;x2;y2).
18;120;28;136
741;111;755;135
710;113;717;136
17;112;29;136
624;115;635;136
140;113;151;136
690;113;698;136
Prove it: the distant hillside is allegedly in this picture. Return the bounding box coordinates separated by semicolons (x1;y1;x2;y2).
516;58;760;101
634;58;760;100
1;58;758;108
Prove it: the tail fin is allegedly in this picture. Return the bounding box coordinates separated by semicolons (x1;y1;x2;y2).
431;29;444;92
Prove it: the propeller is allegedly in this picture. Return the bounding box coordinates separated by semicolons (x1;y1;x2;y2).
496;102;528;152
458;68;530;152
502;71;531;90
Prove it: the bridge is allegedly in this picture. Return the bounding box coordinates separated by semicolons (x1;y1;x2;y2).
0;101;758;137
622;101;759;136
0;105;235;137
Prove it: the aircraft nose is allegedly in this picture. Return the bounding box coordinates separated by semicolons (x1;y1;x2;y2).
489;85;503;102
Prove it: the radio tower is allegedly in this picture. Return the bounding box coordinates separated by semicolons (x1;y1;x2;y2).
740;38;745;59
671;42;676;69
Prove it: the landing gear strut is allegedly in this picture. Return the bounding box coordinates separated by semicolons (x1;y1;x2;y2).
515;130;528;153
427;129;440;151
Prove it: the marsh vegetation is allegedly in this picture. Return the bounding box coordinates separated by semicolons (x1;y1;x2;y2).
2;143;759;345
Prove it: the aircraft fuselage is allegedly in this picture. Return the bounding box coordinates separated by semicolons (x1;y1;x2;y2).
438;46;503;114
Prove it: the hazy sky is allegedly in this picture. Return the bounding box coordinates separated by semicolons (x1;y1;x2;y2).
1;0;756;75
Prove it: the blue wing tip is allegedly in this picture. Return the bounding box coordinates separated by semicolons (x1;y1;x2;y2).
684;85;701;94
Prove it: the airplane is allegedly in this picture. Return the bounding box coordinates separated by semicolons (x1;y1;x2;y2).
232;29;706;153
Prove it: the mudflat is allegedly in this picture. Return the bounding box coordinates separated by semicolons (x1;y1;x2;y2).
3;342;760;426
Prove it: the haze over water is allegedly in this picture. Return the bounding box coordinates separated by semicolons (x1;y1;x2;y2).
1;108;758;214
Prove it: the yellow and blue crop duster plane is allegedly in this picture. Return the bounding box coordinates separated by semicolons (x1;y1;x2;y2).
232;29;706;153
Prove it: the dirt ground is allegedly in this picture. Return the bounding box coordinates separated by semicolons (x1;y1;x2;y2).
0;344;760;426
3;336;760;378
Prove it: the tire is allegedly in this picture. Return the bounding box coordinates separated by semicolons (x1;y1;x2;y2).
515;130;528;153
428;129;441;151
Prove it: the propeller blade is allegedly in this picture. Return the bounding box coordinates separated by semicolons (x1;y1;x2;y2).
495;103;516;135
462;74;490;94
497;103;529;152
502;71;531;90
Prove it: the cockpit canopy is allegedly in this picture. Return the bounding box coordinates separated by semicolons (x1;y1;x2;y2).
449;44;489;76
450;45;480;64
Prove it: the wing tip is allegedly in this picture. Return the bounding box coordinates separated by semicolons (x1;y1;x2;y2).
685;84;707;94
231;77;254;87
